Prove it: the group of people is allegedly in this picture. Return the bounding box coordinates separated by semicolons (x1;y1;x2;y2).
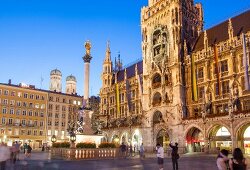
22;143;33;157
119;142;145;158
217;147;247;170
0;142;33;170
0;141;21;170
156;142;179;170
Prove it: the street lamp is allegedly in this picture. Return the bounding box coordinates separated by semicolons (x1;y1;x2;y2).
51;135;57;144
70;133;76;143
70;133;76;148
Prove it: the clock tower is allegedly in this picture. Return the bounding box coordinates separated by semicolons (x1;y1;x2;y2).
141;0;203;150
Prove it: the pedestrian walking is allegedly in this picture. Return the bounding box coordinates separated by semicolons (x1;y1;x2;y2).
140;143;145;159
10;143;17;164
23;143;27;154
26;144;32;158
217;149;229;170
156;143;164;170
0;142;11;170
14;141;20;161
169;142;179;170
120;142;127;158
229;148;247;170
128;144;133;157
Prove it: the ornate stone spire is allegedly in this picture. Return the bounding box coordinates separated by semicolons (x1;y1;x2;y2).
83;40;92;63
105;41;111;62
228;19;234;43
204;30;208;51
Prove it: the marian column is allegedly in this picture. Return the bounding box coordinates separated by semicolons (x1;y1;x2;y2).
82;41;92;108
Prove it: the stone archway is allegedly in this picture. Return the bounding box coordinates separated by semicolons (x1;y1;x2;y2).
152;92;162;106
120;132;129;145
236;122;250;154
156;129;170;150
186;127;204;153
100;132;108;143
153;110;163;124
208;125;232;153
111;134;120;145
131;129;142;153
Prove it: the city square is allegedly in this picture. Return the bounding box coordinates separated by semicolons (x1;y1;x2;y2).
1;0;250;169
5;151;220;170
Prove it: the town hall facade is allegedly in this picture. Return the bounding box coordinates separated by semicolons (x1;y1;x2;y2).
99;0;250;153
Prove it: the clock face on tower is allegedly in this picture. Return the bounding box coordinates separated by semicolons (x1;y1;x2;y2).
152;26;169;66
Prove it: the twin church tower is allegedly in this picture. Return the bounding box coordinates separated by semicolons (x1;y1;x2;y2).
49;69;77;95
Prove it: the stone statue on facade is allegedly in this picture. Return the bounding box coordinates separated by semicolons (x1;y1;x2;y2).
205;100;212;114
177;102;183;117
232;85;241;111
201;99;207;122
205;91;212;114
169;88;173;102
228;93;234;119
149;88;152;107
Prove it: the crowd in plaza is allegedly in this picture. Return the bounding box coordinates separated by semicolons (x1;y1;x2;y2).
118;142;179;170
118;141;248;170
0;140;249;170
0;141;33;170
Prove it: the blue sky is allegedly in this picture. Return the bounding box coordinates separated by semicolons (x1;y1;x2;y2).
0;0;250;96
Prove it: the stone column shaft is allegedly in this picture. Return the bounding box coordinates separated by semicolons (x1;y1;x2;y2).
84;62;90;102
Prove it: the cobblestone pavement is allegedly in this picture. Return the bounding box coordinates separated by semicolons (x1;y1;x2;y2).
4;151;250;170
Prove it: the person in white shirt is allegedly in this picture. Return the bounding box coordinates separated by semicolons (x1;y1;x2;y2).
216;149;229;170
156;143;164;170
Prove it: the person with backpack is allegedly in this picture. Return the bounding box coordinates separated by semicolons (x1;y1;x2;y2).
217;149;229;170
229;148;247;170
169;142;179;170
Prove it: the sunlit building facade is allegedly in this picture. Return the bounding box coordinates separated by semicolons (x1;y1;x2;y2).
47;91;82;143
46;70;82;143
99;0;250;153
0;71;83;148
0;82;47;149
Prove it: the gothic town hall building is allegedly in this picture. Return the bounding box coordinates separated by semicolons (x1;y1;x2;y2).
99;0;250;153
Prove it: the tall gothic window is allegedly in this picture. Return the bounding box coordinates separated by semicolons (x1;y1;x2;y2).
220;60;228;73
197;67;204;79
222;81;230;94
153;111;163;124
152;73;161;89
152;92;162;106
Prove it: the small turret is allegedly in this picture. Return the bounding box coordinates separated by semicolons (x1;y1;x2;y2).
101;41;113;87
50;69;62;92
114;52;123;72
66;75;77;95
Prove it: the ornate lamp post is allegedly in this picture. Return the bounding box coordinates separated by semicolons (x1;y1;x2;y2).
51;135;57;144
69;133;77;160
70;133;76;148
